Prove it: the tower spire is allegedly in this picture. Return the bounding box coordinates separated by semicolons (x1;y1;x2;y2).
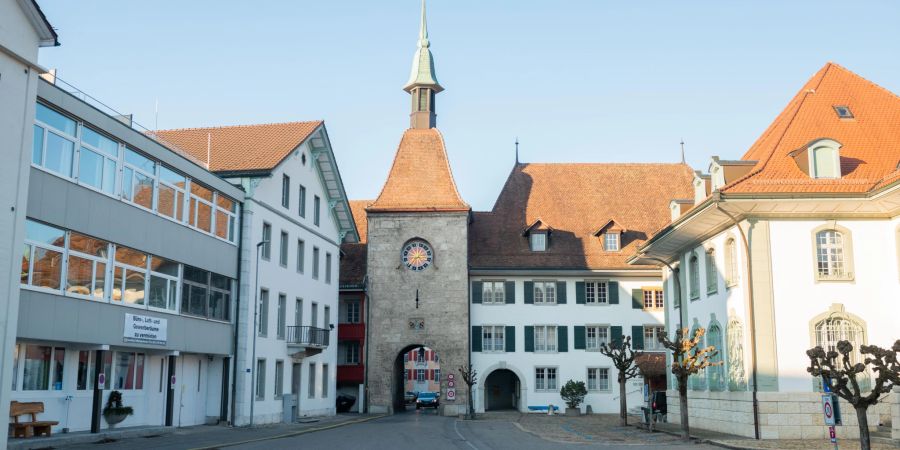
404;0;442;129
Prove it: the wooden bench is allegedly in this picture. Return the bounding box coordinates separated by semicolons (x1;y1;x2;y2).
9;401;58;438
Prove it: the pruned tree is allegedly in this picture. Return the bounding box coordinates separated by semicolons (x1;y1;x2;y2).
560;380;588;410
806;340;900;450
599;335;642;426
658;327;721;440
459;365;478;420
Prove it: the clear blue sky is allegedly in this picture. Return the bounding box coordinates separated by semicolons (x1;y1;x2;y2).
37;1;900;210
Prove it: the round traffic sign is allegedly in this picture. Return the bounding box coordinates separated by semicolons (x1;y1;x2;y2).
448;380;455;388
447;374;455;380
824;402;833;418
446;390;456;400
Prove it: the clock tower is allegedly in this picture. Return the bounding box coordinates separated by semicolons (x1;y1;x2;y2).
364;0;471;415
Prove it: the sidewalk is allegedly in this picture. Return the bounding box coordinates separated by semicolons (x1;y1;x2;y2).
7;414;386;450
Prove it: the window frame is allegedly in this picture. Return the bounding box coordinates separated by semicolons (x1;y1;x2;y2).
724;236;739;288
279;231;289;267
529;232;547;252
642;287;664;311
808;139;842;179
812;224;855;282
584;280;609;305
643;325;666;351
298;185;307;218
705;247;718;295
312;247;320;280
586;367;610;392
532;280;557;305
281;174;290;208
314;195;321;226
481;325;506;352
585;325;610;351
533;325;558;353
296;239;305;273
255;359;266;400
274;360;284;398
481;280;506;305
688;252;700;300
603;232;620;252
534;366;558;392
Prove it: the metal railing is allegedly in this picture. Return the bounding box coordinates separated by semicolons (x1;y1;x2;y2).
286;326;329;347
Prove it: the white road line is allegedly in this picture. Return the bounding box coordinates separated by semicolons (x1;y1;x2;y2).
453;419;480;450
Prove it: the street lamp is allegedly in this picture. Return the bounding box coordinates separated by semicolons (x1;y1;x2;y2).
249;239;268;427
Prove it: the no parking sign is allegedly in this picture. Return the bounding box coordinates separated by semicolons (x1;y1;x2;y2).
446;374;456;402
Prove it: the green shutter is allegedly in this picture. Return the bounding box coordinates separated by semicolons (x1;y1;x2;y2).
557;326;568;352
609;281;619;304
524;282;534;304
611;326;623;347
472;281;483;304
556;282;567;304
472;326;482;352
524;326;534;352
631;325;644;350
574;326;586;350
632;289;643;309
504;281;515;304
505;326;515;352
575;282;585;304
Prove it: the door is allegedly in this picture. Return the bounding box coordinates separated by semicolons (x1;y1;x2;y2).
145;357;168;426
175;355;207;427
291;363;302;420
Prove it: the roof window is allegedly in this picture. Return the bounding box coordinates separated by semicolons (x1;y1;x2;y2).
833;105;853;119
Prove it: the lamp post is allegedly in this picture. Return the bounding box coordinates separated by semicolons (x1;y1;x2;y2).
249;239;268;427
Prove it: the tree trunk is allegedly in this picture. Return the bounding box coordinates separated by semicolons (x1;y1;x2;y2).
678;377;690;441
619;377;627;426
855;406;871;450
467;385;475;420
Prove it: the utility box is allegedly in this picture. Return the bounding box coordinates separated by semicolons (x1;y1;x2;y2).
283;394;297;423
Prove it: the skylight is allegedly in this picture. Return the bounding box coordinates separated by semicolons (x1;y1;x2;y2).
833;105;854;119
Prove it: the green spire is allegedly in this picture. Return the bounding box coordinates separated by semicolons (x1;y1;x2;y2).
403;0;443;93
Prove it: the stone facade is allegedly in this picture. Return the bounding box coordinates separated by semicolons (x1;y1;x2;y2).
366;212;469;415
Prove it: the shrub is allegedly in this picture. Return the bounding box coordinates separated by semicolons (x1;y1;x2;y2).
559;380;587;409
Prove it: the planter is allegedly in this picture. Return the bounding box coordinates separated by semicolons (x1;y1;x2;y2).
565;407;581;416
103;412;128;428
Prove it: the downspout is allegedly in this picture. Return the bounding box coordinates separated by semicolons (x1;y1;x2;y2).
229;188;246;426
363;274;370;413
715;202;761;440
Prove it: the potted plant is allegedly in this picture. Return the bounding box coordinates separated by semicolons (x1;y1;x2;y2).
102;390;133;428
559;380;587;416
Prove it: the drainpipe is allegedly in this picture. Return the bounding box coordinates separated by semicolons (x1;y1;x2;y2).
229;194;246;426
363;274;370;413
715;203;761;440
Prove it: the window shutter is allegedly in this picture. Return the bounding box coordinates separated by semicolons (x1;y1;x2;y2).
557;326;568;352
524;326;534;352
632;289;643;309
524;282;534;304
471;326;482;352
472;281;483;304
574;326;586;350
504;281;515;304
575;282;585;304
505;326;515;352
631;326;644;350
609;281;619;304
611;326;623;346
556;282;567;304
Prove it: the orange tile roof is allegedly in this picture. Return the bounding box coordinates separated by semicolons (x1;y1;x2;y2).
721;63;900;194
339;200;371;286
470;163;695;270
154;121;323;173
368;128;469;212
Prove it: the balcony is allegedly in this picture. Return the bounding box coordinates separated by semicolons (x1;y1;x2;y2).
338;323;365;340
337;364;364;383
286;325;330;359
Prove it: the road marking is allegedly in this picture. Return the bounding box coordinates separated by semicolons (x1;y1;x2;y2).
188;414;387;450
453;419;479;450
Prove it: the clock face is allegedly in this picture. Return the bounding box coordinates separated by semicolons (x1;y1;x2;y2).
402;240;433;271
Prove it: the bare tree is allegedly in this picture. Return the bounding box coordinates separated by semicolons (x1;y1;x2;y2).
806;340;899;450
599;335;642;426
459;365;478;420
658;327;721;440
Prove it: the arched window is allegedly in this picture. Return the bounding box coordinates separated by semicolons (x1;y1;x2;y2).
724;238;739;287
706;323;725;391
811;144;840;179
813;224;854;281
688;253;700;300
689;325;707;391
705;248;718;295
726;317;747;391
811;306;869;391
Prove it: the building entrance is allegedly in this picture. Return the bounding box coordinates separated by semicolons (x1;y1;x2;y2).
393;346;440;412
485;369;519;411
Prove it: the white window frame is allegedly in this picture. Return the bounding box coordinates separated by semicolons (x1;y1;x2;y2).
643;326;666;351
111;245;151;309
813;225;854;282
808;139;842;179
21;222;67;295
481;325;506;352
585;280;608;305
533;280;556;305
530;232;547;252
533;325;558;353
481;281;506;304
603;232;620;252
705;248;718;294
587;367;610;391
535;366;558;391
586;325;609;351
147;255;180;312
725;237;739;287
157;166;186;223
688;252;700;299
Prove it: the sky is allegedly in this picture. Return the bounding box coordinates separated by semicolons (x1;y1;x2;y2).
36;1;900;211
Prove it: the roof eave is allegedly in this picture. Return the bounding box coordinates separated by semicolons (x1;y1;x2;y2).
19;0;59;46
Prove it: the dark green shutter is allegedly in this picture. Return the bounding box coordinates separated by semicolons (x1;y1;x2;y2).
505;326;515;352
504;281;515;304
611;326;623;347
609;281;619;304
524;282;534;304
631;326;644;350
632;289;643;309
574;326;586;350
556;282;567;304
524;326;534;352
575;282;585;304
472;281;483;304
471;326;482;352
557;326;568;352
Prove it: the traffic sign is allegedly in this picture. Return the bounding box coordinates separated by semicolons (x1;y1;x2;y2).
446;389;456;401
98;373;106;390
447;374;455;381
829;426;836;443
448;380;455;388
822;394;835;426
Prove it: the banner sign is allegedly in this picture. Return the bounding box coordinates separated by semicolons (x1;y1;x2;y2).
123;313;167;345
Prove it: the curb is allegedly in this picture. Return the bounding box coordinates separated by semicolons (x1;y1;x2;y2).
188;414;388;450
630;423;753;450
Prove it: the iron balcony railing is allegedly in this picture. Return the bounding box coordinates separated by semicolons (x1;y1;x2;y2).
286;326;330;347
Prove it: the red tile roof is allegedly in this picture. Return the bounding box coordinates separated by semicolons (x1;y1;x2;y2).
470;163;695;270
721;63;900;195
154;121;322;173
368;128;469;212
339;200;371;287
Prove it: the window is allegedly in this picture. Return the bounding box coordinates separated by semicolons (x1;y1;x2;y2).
586;325;610;351
308;364;316;398
339;342;360;364
689;327;707;390
481;326;506;352
833;105;853;119
112;245;148;306
811;143;840;179
725;238;739;287
815;228;854;280
340;299;360;323
533;281;556;304
279;231;289;267
66;232;110;300
707;325;725;391
298;185;307;217
76;350;94;390
182;265;232;321
33;103;76;177
281;175;290;208
21;220;65;291
325;252;332;284
482;281;506;304
275;360;284;398
585;281;608;305
113;352;145;390
322;364;329;398
258;288;269;337
296;239;305;273
312;247;320;279
812;306;869;391
434;369;441;382
417;369;426;382
295;298;303;327
78;126;118;194
277;294;286;340
535;367;557;391
148;255;178;311
123;148;158;212
22;346;49;390
261;223;272;260
11;344;18;390
314;195;321;226
158;166;186;222
533;325;558;352
642;288;664;310
256;359;266;400
324;306;331;330
689;253;700;299
587;367;610;391
530;232;546;252
643;326;666;351
311;302;318;328
603;232;620;251
705;248;718;294
214;193;238;242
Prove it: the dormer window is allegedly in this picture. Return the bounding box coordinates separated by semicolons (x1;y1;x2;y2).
603;232;620;252
809;139;841;179
530;232;547;252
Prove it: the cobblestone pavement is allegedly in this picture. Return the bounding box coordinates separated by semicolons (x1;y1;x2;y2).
492;412;698;445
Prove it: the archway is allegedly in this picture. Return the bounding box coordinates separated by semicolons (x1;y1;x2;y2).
392;345;441;412
484;369;520;411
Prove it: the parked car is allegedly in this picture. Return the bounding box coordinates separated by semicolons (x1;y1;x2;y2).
336;394;356;413
416;392;439;409
404;391;418;405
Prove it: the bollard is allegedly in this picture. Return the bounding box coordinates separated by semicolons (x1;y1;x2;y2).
548;403;554;416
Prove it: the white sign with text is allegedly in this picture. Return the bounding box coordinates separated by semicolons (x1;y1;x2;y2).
123;313;167;345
